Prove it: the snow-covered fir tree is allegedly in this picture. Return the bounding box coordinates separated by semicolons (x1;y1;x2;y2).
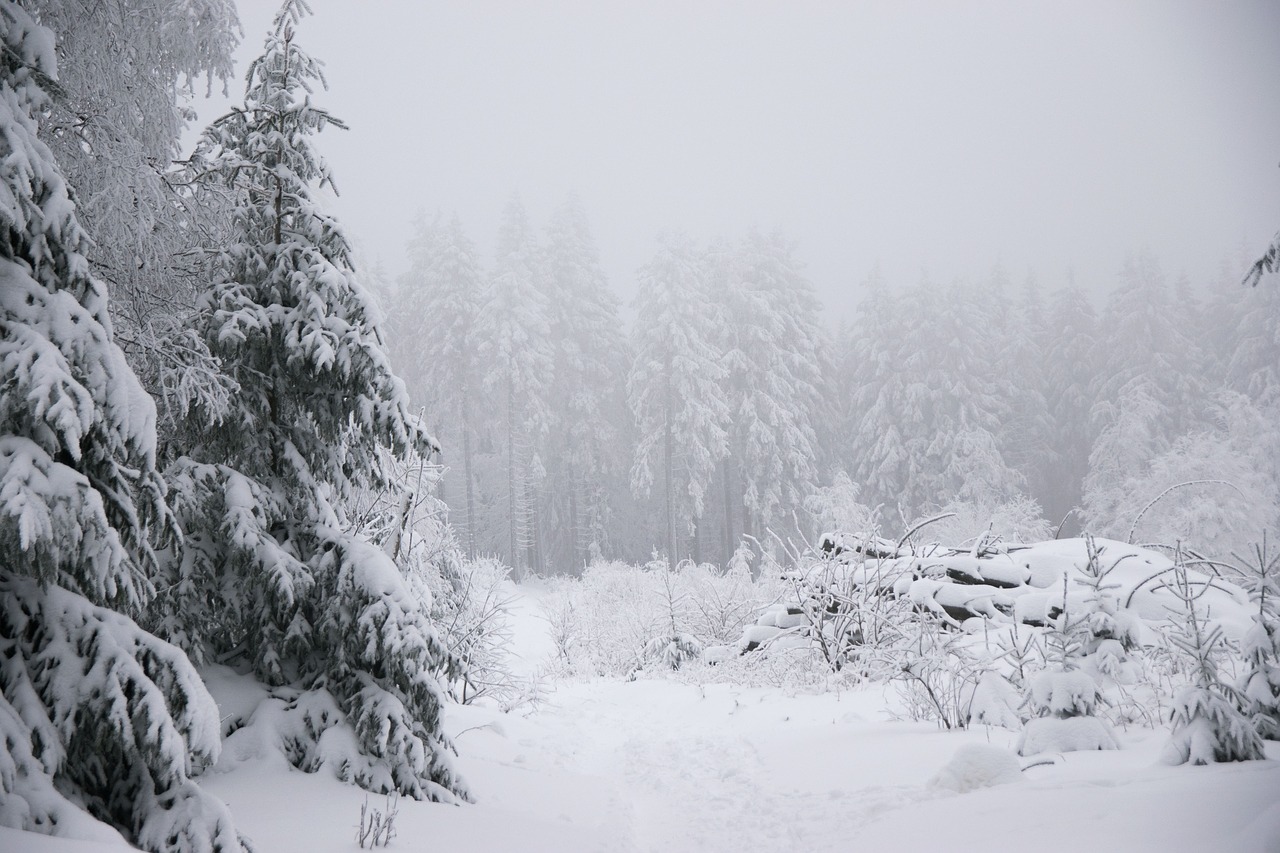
0;4;244;847
1234;539;1280;740
1162;554;1265;765
475;195;554;574
712;230;823;551
628;233;730;565
851;278;1025;522
151;0;467;802
537;195;627;570
1040;280;1100;527
394;213;487;560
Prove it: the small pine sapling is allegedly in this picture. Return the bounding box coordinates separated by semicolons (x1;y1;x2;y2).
641;560;702;671
1017;576;1118;755
1162;551;1265;765
1074;534;1141;682
1232;537;1280;739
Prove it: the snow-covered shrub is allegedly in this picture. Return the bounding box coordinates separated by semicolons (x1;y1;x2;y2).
641;562;703;671
968;670;1025;730
682;558;767;646
547;557;772;678
1018;716;1118;755
892;617;984;730
926;494;1052;548
432;555;527;707
356;795;399;849
928;744;1022;793
1162;557;1264;765
803;471;878;539
1085;391;1279;562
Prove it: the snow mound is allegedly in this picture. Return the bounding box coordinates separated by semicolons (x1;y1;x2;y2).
928;744;1022;793
1017;716;1118;756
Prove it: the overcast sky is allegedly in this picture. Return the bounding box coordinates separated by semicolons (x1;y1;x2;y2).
201;0;1280;319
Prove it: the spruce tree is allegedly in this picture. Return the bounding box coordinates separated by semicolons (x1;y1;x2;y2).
475;196;553;574
395;213;486;560
714;230;822;547
1040;281;1100;527
1234;538;1280;739
1163;554;1264;765
628;233;729;565
0;4;243;847
152;0;467;802
538;196;626;570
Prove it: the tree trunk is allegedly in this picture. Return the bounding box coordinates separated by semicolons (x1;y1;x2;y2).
506;372;518;572
664;353;677;567
461;392;477;562
721;458;734;563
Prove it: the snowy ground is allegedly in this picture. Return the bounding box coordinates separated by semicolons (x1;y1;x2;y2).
7;581;1280;853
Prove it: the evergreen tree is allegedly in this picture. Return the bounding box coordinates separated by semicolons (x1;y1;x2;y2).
852;278;1024;521
996;270;1056;512
152;1;466;802
1040;281;1100;527
538;195;627;571
1163;555;1265;765
395;213;486;559
628;233;729;565
1225;273;1280;407
1234;539;1280;740
714;230;823;548
475;195;553;573
0;4;243;847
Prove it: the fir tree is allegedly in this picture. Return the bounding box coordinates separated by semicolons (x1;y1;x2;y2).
1233;538;1280;739
1040;281;1099;527
628;233;729;565
713;231;823;548
152;0;467;802
1162;553;1265;765
475;195;553;574
538;196;626;570
395;213;486;560
0;4;243;847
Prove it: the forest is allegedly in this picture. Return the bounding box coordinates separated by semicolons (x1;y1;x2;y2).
1;1;1279;851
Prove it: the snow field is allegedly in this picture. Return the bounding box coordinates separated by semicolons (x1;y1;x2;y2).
6;581;1280;853
212;582;1280;853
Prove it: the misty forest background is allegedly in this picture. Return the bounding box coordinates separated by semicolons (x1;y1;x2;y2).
385;203;1280;574
4;0;1280;849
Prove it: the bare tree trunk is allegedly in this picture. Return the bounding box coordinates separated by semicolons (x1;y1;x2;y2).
664;353;677;567
461;392;477;562
721;458;734;562
506;372;518;572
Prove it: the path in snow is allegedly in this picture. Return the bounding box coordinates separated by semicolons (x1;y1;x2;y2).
452;580;1280;853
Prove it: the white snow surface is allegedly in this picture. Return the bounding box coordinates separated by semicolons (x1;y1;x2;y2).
6;581;1280;853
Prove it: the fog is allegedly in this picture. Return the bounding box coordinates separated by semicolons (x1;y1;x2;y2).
210;0;1280;318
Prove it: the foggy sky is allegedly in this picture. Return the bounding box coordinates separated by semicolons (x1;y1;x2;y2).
203;0;1280;318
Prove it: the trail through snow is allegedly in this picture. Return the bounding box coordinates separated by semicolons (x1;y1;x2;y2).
7;580;1280;853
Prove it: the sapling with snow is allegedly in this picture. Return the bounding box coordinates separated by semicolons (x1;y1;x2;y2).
1162;551;1264;765
1232;537;1280;739
1017;575;1118;755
